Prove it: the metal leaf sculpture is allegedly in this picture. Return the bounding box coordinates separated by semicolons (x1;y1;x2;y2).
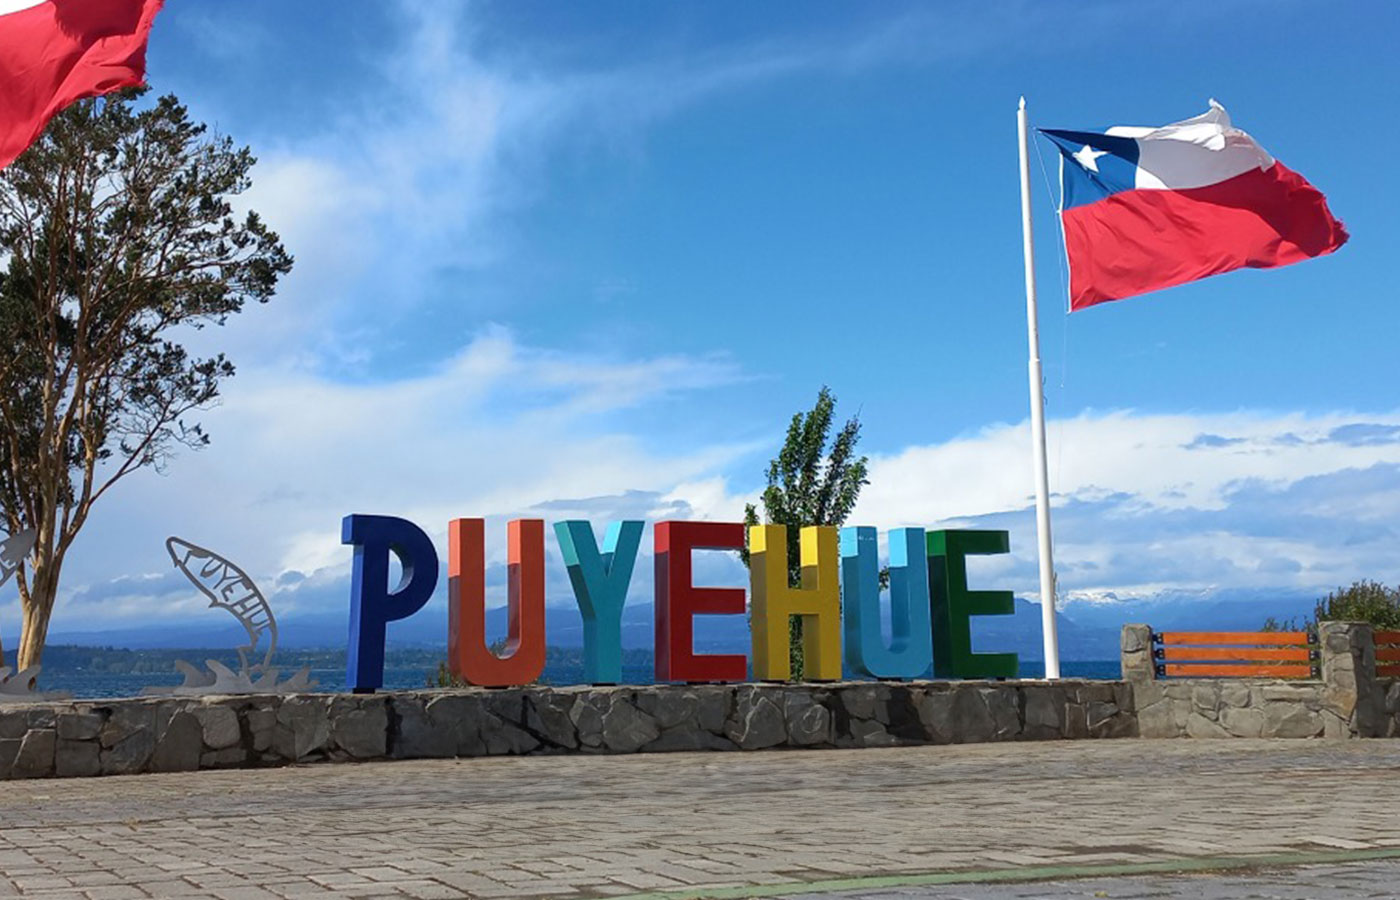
0;528;36;590
0;528;69;701
149;537;316;695
166;537;278;672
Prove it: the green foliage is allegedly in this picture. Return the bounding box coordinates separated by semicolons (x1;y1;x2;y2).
0;89;291;666
742;386;869;679
1315;580;1400;629
1264;580;1400;632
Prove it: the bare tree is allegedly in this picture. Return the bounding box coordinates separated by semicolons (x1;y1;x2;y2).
0;90;292;668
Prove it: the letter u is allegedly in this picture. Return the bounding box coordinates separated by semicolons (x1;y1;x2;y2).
840;526;934;680
448;518;547;686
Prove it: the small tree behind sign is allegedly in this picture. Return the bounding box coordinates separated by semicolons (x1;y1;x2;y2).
742;386;869;679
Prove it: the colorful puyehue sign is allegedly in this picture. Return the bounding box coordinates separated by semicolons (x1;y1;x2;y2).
342;515;1018;692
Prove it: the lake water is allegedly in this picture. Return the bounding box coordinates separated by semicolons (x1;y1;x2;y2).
25;659;1122;700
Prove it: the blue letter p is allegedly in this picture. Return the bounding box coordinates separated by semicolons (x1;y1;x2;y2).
343;514;439;692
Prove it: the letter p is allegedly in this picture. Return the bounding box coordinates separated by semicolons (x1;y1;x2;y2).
343;514;439;692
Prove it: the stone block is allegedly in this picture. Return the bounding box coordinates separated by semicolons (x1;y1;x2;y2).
644;727;735;752
839;684;885;723
884;686;926;740
101;715;157;775
782;690;831;746
195;705;242;751
25;708;56;730
1220;706;1266;738
1121;624;1151;654
151;712;203;773
0;738;20;778
481;689;531;728
946;689;995;744
0;711;28;740
274;696;331;761
330;697;387;759
392;696;452;759
849;718;899;747
1261;683;1321;703
1136;700;1180;738
600;696;659;753
694;686;733;734
426;694;489;757
725;686;786;750
13;729;56;778
1219;683;1250;708
478;708;539;755
916;690;954;743
526;692;578;749
984;688;1021;740
55;738;101;778
1191;684;1220;719
1184;712;1230;739
1322;685;1358;720
200;747;249;768
99;703;154;749
1088;701;1133;738
1263;704;1324;738
246;705;277;752
56;711;104;742
569;691;610;748
1164;682;1194;701
1323;710;1352;740
635;688;695;731
1131;679;1166;711
1022;687;1064;738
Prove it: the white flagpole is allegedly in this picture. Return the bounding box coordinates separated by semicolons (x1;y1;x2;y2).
1017;97;1061;680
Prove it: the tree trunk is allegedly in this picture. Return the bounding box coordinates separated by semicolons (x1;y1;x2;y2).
18;561;59;670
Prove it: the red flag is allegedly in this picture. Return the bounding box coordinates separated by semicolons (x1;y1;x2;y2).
1042;103;1347;311
0;0;163;168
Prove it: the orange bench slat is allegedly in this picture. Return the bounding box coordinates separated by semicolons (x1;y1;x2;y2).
1378;664;1400;678
1157;631;1311;646
1160;663;1315;679
1374;630;1400;646
1375;647;1400;663
1158;646;1311;663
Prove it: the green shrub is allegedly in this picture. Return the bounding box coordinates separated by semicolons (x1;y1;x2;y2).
1313;580;1400;630
1264;580;1400;632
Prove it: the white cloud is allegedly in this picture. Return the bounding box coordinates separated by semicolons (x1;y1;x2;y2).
853;410;1400;602
5;329;752;636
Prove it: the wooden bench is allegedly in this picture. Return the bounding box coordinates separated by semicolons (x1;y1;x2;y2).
1375;630;1400;678
1152;630;1318;679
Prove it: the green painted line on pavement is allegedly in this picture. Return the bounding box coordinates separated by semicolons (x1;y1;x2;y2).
611;847;1400;900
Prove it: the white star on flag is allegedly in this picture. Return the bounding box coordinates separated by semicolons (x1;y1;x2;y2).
1073;144;1109;173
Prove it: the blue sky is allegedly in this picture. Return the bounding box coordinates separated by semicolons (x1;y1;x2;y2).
6;0;1400;647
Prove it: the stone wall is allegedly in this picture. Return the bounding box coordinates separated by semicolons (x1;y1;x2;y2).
1121;621;1385;739
1381;679;1400;737
0;679;1136;780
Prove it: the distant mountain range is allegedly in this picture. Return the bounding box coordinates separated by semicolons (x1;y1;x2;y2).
38;588;1319;661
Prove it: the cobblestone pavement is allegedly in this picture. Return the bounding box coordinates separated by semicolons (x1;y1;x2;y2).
782;860;1400;899
4;739;1400;899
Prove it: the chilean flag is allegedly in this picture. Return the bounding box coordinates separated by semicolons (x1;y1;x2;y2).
1043;102;1348;312
0;0;163;169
